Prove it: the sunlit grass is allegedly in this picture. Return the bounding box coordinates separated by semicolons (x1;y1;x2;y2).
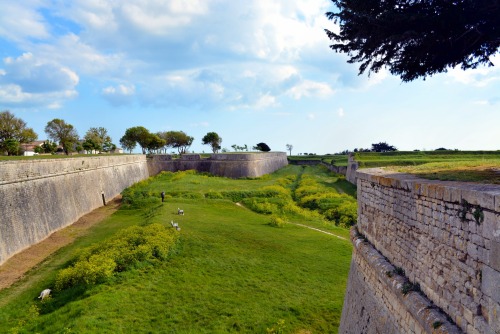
387;160;500;184
0;165;353;333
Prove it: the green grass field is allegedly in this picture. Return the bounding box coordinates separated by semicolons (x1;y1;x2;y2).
354;151;500;183
0;165;353;333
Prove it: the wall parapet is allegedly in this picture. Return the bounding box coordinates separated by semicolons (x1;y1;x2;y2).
341;227;461;333
341;168;500;333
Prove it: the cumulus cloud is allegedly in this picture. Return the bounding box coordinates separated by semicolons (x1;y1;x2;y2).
0;0;385;111
337;107;345;117
447;55;500;87
0;1;50;42
0;52;78;107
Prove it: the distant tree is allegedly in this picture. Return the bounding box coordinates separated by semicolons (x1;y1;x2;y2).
45;119;79;155
435;147;448;151
120;126;151;154
253;142;271;152
84;127;114;153
163;131;194;154
0;110;38;155
146;134;166;154
286;144;293;156
202;132;222;153
119;136;136;154
4;139;20;155
35;140;57;154
325;0;500;82
371;142;397;153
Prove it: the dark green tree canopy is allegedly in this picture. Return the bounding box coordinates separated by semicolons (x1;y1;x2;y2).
371;142;397;152
202;132;222;153
161;131;194;154
253;142;271;152
120;126;151;154
44;118;78;155
0;110;38;155
325;0;500;81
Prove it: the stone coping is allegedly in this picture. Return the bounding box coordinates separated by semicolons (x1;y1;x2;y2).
350;227;462;334
356;168;500;212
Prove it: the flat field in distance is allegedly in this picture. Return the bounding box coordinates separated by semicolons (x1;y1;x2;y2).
0;165;353;333
355;151;500;184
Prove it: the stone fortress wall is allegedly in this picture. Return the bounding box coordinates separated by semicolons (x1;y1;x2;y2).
148;152;288;178
0;155;150;266
0;152;288;266
340;168;500;334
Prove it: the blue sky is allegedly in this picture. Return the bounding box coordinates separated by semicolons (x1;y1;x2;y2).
0;0;499;154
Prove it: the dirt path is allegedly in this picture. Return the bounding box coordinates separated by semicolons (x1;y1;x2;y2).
0;196;122;291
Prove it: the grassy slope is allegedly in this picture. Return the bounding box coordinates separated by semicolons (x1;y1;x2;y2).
0;166;353;333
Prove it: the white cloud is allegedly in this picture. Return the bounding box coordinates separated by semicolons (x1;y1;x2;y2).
0;52;78;107
337;107;345;117
0;1;50;42
308;113;316;120
447;55;500;87
102;84;136;106
288;80;334;99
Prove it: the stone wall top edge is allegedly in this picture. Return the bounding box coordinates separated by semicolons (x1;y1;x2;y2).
357;168;500;208
209;152;286;161
0;154;147;165
350;227;463;334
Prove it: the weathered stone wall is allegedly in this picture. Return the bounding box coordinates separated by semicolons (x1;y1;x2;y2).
148;152;288;178
340;168;500;334
0;155;150;265
345;153;358;184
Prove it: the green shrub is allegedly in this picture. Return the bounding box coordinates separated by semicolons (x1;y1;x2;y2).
242;198;279;215
269;216;287;228
205;191;224;199
55;224;178;290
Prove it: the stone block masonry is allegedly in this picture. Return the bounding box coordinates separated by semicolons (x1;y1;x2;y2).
340;168;500;334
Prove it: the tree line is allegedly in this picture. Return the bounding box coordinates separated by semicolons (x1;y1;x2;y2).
0;110;274;156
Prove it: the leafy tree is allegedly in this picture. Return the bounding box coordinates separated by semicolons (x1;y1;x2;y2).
286;144;293;156
231;144;248;152
4;139;20;156
120;126;151;154
45;119;79;155
119;136;137;154
325;0;500;82
84;127;113;153
202;132;222;153
371;142;397;152
0;110;38;155
163;131;194;154
253;142;271;152
146;134;166;154
35;140;57;154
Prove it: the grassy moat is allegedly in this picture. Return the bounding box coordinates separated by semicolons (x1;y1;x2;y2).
0;165;354;333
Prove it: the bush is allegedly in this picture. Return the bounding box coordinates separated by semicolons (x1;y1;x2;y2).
269;216;287;228
55;224;178;290
205;191;223;199
242;198;279;215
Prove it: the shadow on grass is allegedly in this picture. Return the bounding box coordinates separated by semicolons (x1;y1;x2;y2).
38;285;89;315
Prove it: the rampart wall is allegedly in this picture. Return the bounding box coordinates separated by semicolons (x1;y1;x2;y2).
0;152;288;266
340;168;500;334
0;155;150;265
149;152;288;178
